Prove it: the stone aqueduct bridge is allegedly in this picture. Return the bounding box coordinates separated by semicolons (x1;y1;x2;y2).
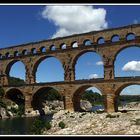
0;24;140;113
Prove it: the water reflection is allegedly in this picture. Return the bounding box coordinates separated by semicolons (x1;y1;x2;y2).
0;114;53;135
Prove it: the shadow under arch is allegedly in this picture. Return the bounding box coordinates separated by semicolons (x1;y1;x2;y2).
31;87;63;116
5;88;25;110
33;55;64;83
72;85;103;112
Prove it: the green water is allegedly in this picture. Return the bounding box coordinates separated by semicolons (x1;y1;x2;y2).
0;114;53;135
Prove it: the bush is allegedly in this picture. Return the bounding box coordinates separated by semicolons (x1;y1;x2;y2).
30;118;44;134
30;118;52;134
0;87;5;98
45;121;52;130
0;99;6;108
59;121;65;129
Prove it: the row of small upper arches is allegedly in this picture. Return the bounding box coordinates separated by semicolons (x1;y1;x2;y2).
0;33;136;59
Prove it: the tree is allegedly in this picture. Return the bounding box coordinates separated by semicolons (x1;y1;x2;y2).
0;86;5;98
8;77;25;86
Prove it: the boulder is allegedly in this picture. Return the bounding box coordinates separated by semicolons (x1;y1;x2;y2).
80;100;92;111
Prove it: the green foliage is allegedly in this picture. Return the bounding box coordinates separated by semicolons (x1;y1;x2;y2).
17;104;25;117
9;104;24;117
59;121;65;129
118;95;140;105
30;118;44;134
30;118;52;135
45;121;52;130
44;89;62;101
8;76;25;86
81;90;103;106
0;99;6;108
0;87;5;98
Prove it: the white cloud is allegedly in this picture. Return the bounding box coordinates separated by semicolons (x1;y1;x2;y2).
133;19;138;24
96;61;103;66
41;6;108;38
122;61;140;72
88;74;99;79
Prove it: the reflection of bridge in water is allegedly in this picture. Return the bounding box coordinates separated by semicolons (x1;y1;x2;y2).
0;24;140;114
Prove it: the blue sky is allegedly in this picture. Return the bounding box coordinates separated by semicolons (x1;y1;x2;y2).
1;5;140;95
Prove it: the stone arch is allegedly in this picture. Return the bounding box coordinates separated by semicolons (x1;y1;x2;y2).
31;87;63;114
22;49;28;55
73;50;104;80
115;83;140;111
0;53;2;59
72;85;103;111
50;45;56;51
5;60;26;76
33;55;64;82
60;43;67;49
31;48;37;54
71;41;78;48
14;51;19;57
113;44;140;65
5;52;10;58
115;83;140;96
5;88;25;106
83;39;92;46
126;33;136;41
40;46;46;53
97;37;105;44
73;50;103;68
111;34;120;42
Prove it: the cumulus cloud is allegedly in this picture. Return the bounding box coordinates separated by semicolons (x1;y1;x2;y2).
122;61;140;72
88;74;99;79
96;61;103;66
41;5;108;38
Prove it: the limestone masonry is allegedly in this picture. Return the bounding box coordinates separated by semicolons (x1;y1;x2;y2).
0;24;140;114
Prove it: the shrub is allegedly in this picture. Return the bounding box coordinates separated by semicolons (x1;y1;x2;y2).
0;99;6;108
30;118;44;134
59;121;65;129
45;121;52;130
0;87;5;98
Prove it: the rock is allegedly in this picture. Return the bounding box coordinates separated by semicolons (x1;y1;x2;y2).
25;110;40;117
80;100;92;111
7;111;14;117
0;107;9;119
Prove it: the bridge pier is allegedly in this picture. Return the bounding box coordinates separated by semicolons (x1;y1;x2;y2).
0;74;8;86
104;93;117;113
25;95;33;114
64;95;74;112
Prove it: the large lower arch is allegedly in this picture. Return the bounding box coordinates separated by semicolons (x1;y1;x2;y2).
74;50;104;80
72;85;104;112
34;56;64;83
114;45;140;77
5;60;26;85
5;88;25;114
115;83;140;112
31;87;64;115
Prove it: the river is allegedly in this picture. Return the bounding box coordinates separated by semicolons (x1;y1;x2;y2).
0;105;104;135
0;114;53;135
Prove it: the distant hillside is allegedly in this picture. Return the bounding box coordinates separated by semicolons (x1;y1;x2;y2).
8;77;25;85
118;95;140;103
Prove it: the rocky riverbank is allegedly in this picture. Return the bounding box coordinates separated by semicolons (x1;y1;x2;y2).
42;109;140;135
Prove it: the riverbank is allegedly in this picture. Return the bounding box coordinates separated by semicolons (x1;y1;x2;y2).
42;109;140;135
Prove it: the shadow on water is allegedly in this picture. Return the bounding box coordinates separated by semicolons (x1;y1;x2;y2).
0;113;53;135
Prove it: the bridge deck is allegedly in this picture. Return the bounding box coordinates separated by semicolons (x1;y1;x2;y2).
3;76;140;87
